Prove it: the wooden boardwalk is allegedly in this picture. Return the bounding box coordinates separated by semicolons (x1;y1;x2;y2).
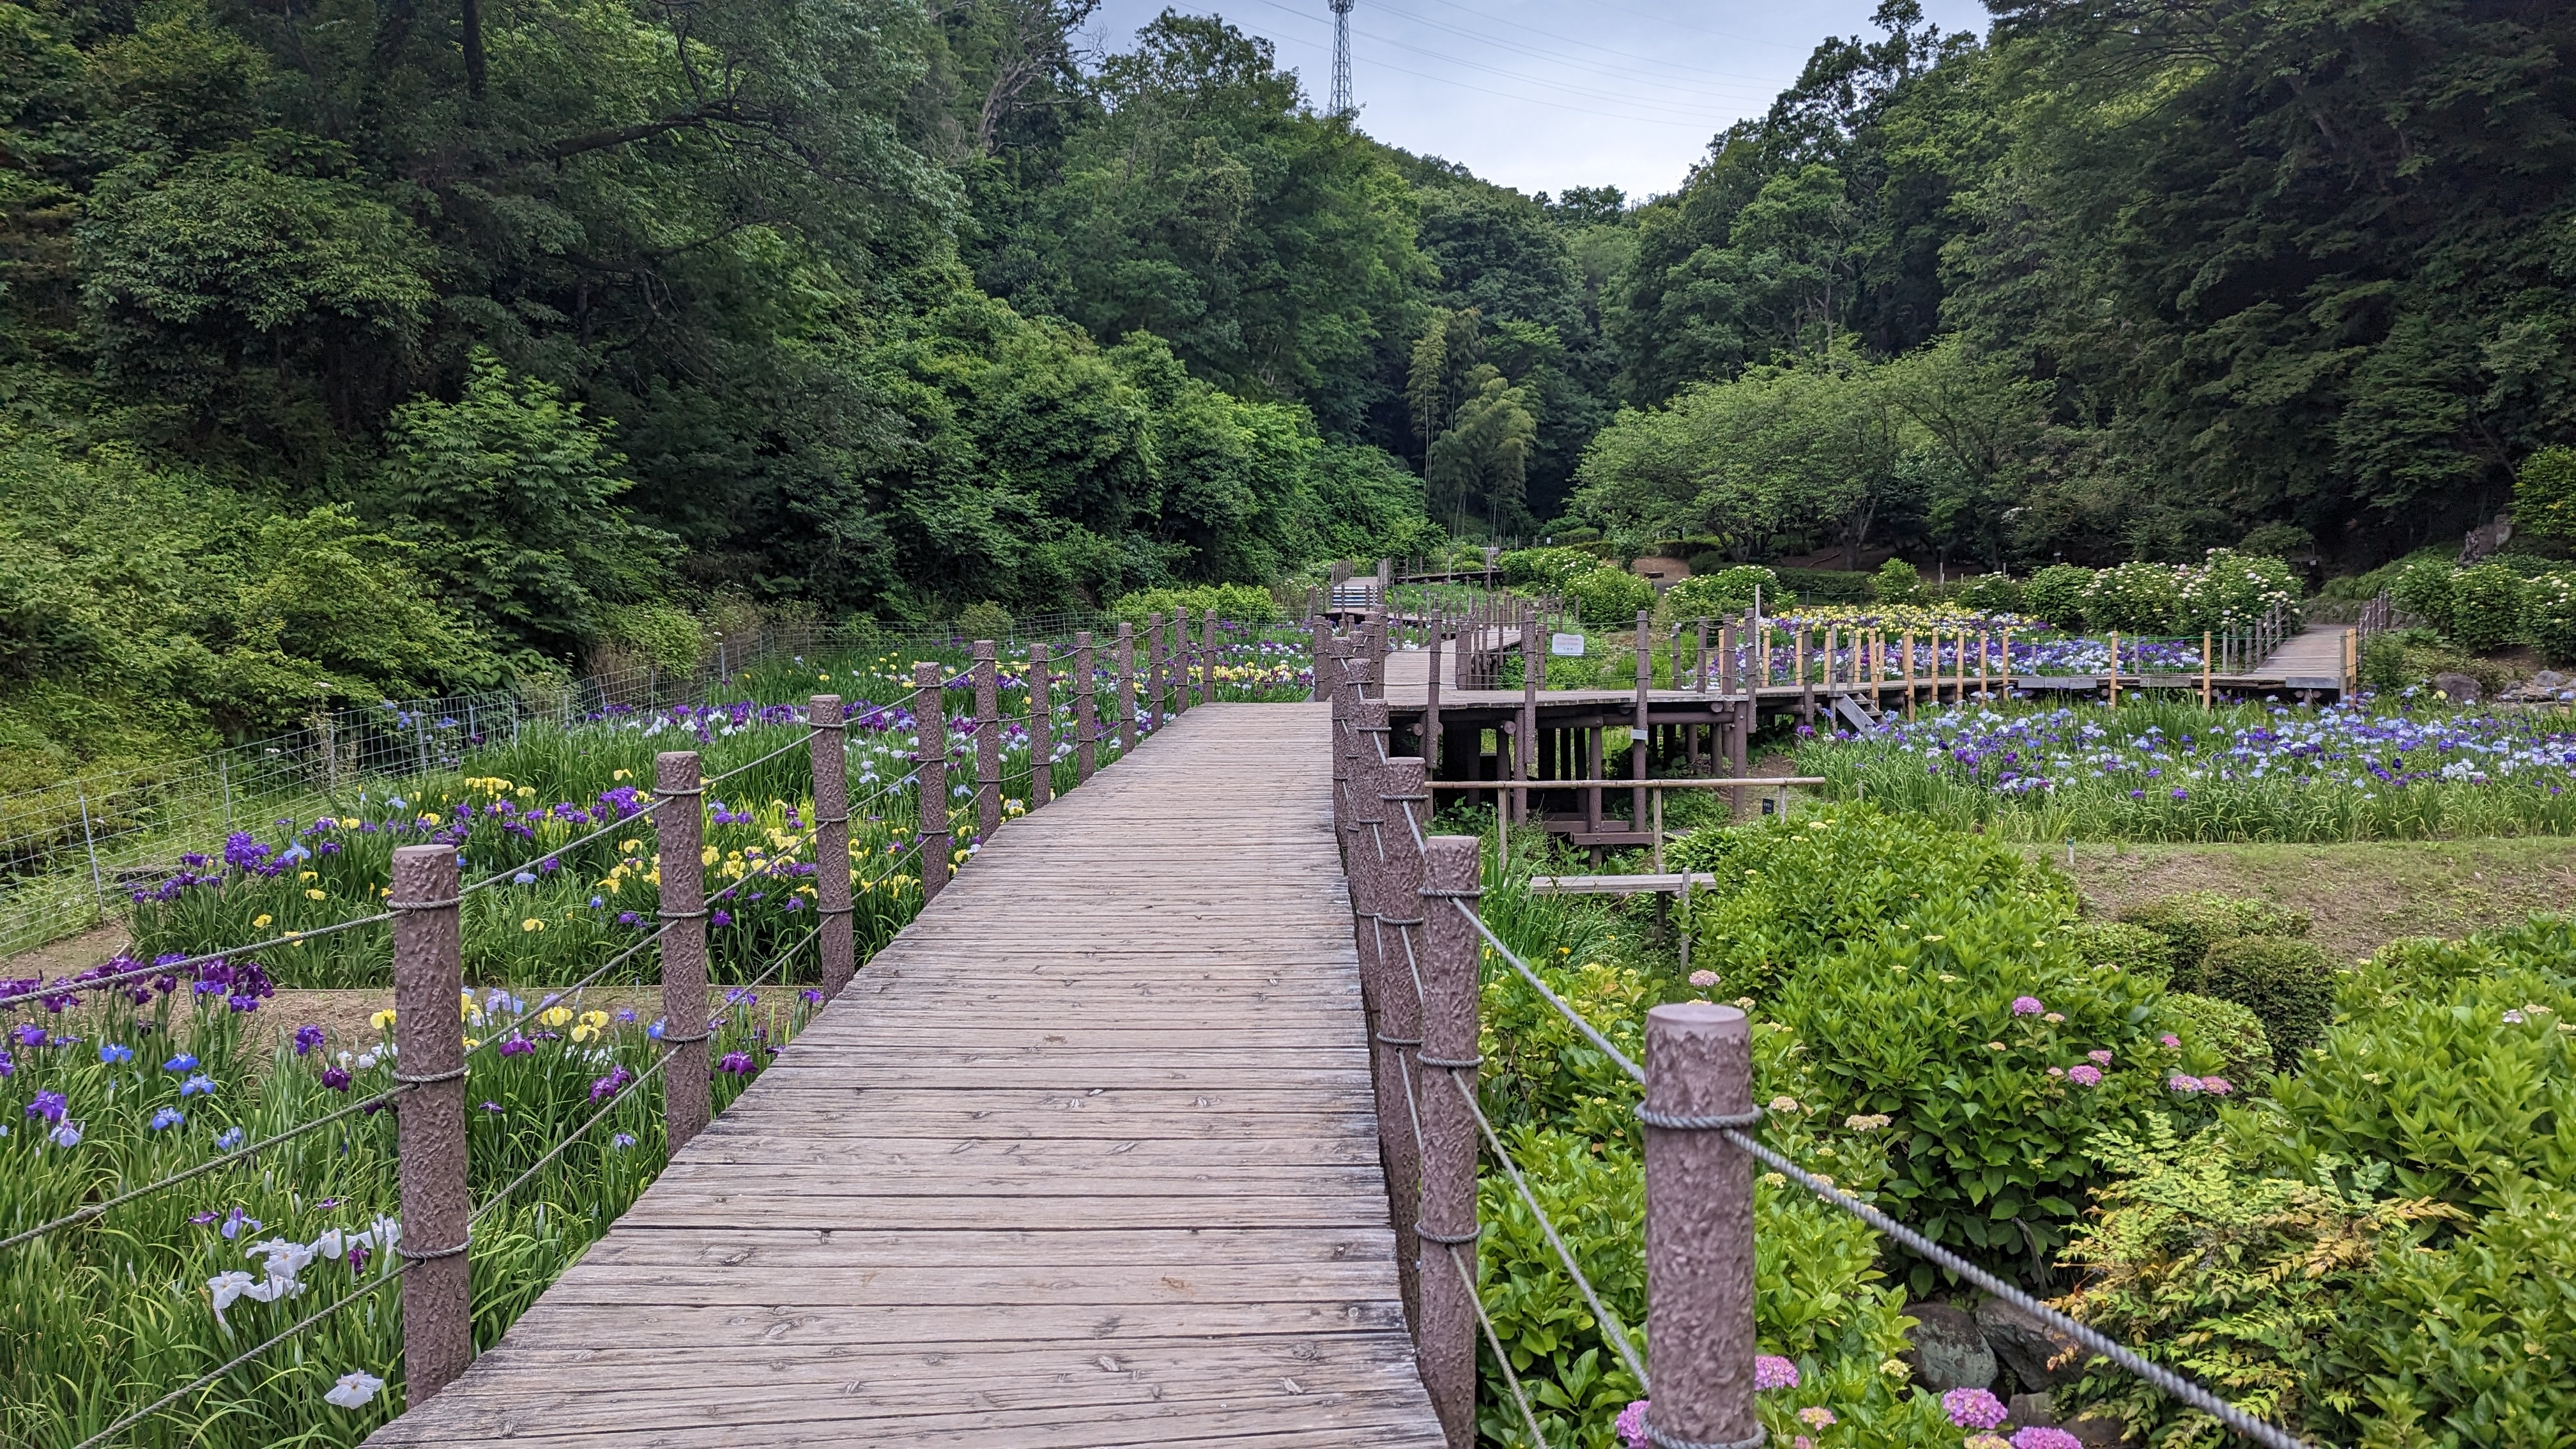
367;703;1445;1447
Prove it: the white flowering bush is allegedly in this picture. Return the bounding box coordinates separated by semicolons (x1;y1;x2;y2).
2175;548;2303;634
2528;572;2576;666
2081;562;2188;634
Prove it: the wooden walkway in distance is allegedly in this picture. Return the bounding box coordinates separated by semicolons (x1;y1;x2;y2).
366;703;1445;1448
2258;624;2354;689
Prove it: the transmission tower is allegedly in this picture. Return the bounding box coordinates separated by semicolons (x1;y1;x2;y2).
1329;0;1355;116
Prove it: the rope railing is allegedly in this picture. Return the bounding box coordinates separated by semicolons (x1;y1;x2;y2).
1317;613;2317;1449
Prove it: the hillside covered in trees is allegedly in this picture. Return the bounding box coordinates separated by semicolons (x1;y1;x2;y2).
4;0;2573;775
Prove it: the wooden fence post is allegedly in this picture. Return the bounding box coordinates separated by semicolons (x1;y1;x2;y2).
1376;755;1432;1331
1200;610;1217;705
654;751;712;1149
972;640;1000;840
1146;613;1165;734
1632;610;1650;834
809;695;855;1000
1028;643;1054;809
1172;606;1192;716
1349;697;1391;1015
912;663;950;902
1517;605;1539;827
1073;631;1098;783
1328;635;1353;842
1642;1001;1758;1449
389;843;470;1404
1116;623;1138;756
1417;834;1482;1449
2202;630;2214;708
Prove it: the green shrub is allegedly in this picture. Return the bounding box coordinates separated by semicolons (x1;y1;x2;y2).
2390;557;2458;636
2082;560;2186;634
2338;916;2576;1016
1769;567;1878;604
2448;562;2527;652
1665;564;1793;618
2063;920;2176;979
956;599;1015;638
2022;564;2094;628
1959;571;2025;614
2118;891;2309;969
2194;935;2336;1069
1671;805;2078;999
2359;631;2411;691
1870;558;1920;603
2247;967;2576;1213
2163;991;2273;1083
2525;571;2576;666
1499;545;1600;590
1770;891;2214;1285
1106;583;1278;625
2517;443;2576;544
1565;565;1655;629
2239;521;2315;558
592;602;704;671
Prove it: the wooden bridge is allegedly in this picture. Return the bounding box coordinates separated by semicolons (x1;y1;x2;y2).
366;703;1448;1447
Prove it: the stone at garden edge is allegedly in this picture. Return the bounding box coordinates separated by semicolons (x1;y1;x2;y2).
1898;1302;1995;1390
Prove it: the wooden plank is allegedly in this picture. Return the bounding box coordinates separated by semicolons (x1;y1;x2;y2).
367;703;1442;1447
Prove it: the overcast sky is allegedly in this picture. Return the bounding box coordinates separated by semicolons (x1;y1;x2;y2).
1087;0;1993;201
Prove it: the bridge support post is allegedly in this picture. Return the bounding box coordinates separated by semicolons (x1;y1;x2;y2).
656;751;713;1150
1201;610;1216;705
1171;606;1191;716
1642;1001;1759;1449
972;640;1000;841
1027;643;1053;809
809;696;855;1000
1116;623;1137;757
390;843;470;1404
912;664;950;901
1073;631;1098;783
1423;613;1443;773
1416;834;1482;1449
1376;757;1431;1333
1517;605;1538;830
1146;613;1165;735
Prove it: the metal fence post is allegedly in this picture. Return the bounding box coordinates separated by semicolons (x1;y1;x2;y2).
1074;631;1099;783
1643;1001;1759;1449
1028;643;1054;810
1200;610;1217;705
1417;834;1482;1448
972;640;1000;841
389;844;470;1404
1146;613;1165;735
218;753;233;832
654;751;712;1150
809;696;855;1000
913;663;951;901
1376;756;1432;1332
1116;623;1138;756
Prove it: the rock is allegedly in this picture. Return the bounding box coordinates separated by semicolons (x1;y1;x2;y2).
2010;1391;2057;1427
2431;671;2482;703
2536;671;2569;690
1976;1296;2089;1389
2066;1414;2135;1448
1900;1301;1997;1391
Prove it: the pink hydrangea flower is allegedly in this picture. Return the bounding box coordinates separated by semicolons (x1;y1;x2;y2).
2087;1049;2113;1064
1614;1399;1649;1448
1942;1387;2007;1430
1689;970;1720;989
2168;1074;2204;1094
2045;1066;2066;1078
2012;1429;2085;1449
2160;1033;2181;1048
2067;1064;2103;1086
1797;1406;1837;1429
1753;1354;1800;1390
2202;1076;2234;1096
2011;996;2044;1015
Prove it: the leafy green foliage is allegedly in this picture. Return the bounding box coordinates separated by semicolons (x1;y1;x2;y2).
2161;992;2273;1085
955;600;1014;638
1499;544;1602;590
2021;565;2092;629
1564;565;1653;630
1871;557;1920;603
2080;562;2183;634
2062;921;2175;981
1106;582;1278;625
2392;559;2461;638
1959;571;2024;614
2527;573;2576;668
2193;937;2337;1071
1664;564;1792;619
1671;805;2077;999
2450;564;2531;654
2117;892;2310;974
2516;446;2576;545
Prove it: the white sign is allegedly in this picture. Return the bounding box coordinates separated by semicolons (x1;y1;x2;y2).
1549;632;1586;657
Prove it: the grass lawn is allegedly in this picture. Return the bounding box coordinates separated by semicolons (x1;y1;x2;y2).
2037;834;2576;961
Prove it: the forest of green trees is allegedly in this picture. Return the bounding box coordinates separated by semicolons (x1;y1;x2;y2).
3;0;2572;777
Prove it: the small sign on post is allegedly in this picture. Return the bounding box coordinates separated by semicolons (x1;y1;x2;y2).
1549;632;1586;657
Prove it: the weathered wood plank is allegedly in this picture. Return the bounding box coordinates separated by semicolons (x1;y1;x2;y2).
365;704;1442;1446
